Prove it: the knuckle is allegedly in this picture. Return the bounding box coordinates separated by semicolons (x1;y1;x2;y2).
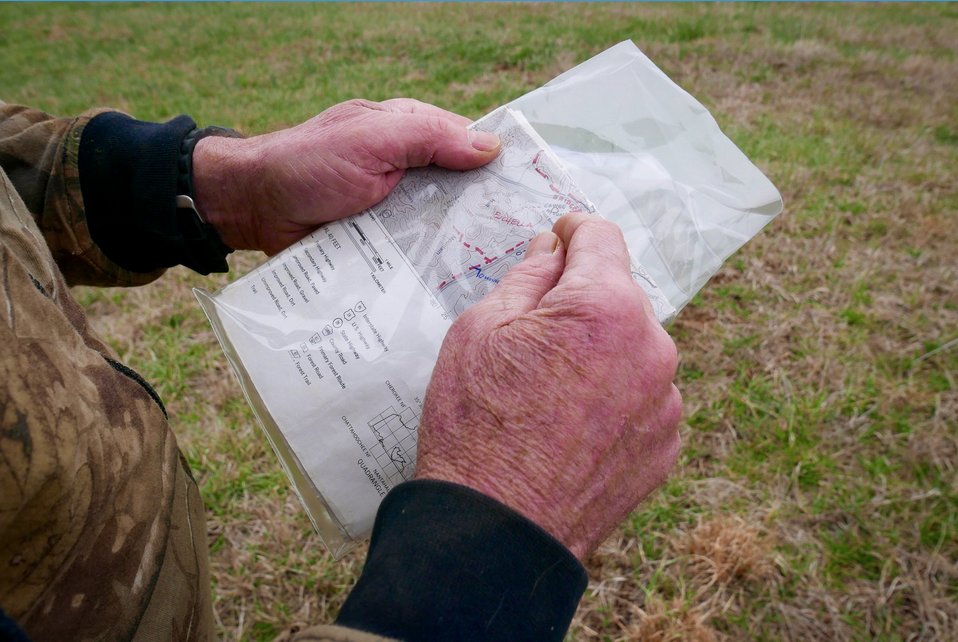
343;98;380;111
380;97;422;113
549;287;606;327
592;216;621;236
664;385;684;430
581;216;624;244
510;261;559;291
596;288;647;330
398;115;455;166
562;276;615;309
664;427;682;469
420;114;453;141
646;387;683;469
447;306;488;344
616;292;676;374
446;313;473;343
316;100;380;131
657;333;679;378
619;291;648;320
377;97;403;110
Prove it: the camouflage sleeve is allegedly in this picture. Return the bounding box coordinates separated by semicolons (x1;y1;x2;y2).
0;103;167;287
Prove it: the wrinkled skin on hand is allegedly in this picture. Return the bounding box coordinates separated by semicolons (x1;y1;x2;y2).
415;213;682;561
193;98;501;255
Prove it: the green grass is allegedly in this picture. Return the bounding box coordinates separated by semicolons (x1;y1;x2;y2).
2;2;957;640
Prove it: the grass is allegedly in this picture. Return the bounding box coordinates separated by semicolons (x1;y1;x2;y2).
3;2;957;640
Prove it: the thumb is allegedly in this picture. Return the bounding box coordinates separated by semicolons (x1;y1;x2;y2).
385;112;501;171
478;232;566;316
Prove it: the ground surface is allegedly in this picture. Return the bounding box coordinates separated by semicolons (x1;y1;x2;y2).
2;3;956;640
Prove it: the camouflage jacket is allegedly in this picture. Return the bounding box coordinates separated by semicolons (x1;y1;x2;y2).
0;102;395;642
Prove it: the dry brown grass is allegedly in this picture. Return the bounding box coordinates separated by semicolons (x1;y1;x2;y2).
573;516;782;641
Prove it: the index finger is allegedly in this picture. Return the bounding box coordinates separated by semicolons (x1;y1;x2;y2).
552;212;633;287
550;212;662;328
379;98;473;128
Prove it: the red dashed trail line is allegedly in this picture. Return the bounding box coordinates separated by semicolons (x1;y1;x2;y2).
437;227;526;290
533;151;560;193
533;150;591;211
437;153;591;291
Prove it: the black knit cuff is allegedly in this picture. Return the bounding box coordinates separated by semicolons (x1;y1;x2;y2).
336;480;588;642
78;111;203;274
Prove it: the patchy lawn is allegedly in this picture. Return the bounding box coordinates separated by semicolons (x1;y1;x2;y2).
2;2;956;640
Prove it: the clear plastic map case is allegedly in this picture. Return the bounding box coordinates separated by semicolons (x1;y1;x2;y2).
196;41;782;557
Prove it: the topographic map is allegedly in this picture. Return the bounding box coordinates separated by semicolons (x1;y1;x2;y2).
370;107;676;322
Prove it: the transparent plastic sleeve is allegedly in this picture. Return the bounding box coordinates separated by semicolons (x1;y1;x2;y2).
508;40;783;312
195;288;355;557
196;41;781;557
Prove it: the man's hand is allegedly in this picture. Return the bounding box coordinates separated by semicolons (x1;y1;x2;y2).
415;212;682;561
192;99;501;255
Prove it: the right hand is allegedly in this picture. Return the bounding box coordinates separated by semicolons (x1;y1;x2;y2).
415;212;682;560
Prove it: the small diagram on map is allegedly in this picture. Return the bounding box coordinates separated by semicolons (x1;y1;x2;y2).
368;406;419;486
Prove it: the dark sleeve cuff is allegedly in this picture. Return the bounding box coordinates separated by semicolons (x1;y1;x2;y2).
78;111;196;274
336;480;588;642
0;604;32;642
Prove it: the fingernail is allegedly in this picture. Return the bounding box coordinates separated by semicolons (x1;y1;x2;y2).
525;232;559;258
469;131;500;152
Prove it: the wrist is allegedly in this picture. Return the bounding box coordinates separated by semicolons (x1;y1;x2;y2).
415;464;589;561
192;135;260;251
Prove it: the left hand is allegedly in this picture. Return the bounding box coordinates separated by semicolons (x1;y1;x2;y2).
191;98;501;255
